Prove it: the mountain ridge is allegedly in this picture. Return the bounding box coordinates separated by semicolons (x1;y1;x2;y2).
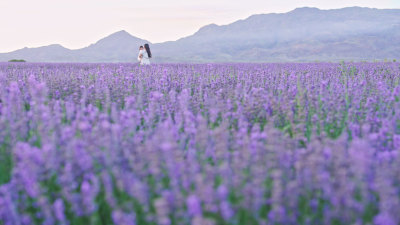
1;7;400;62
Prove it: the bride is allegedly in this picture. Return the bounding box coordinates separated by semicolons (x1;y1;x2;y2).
138;44;152;65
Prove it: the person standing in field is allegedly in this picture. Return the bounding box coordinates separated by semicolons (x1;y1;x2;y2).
139;44;152;65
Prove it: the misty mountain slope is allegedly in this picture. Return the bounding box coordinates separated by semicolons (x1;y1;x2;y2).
1;7;400;62
153;7;400;62
0;44;74;62
75;30;151;62
0;30;151;62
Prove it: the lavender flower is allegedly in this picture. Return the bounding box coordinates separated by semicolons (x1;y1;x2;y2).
0;62;399;224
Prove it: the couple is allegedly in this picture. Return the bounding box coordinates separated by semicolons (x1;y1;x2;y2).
137;44;152;65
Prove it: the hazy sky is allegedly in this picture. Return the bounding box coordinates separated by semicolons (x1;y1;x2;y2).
1;0;399;52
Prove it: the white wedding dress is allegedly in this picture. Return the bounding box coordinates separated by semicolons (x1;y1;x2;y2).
139;50;151;65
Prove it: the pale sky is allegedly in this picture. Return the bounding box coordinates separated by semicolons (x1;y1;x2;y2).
0;0;399;53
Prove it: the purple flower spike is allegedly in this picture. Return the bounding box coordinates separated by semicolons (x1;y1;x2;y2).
187;195;202;216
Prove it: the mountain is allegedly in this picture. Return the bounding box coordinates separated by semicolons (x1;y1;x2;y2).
1;7;400;63
74;30;151;62
0;30;150;63
0;44;74;62
152;7;400;62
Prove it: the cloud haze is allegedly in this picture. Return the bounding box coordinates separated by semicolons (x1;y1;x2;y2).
0;0;399;52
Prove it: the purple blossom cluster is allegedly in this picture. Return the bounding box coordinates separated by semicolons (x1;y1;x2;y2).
0;62;400;225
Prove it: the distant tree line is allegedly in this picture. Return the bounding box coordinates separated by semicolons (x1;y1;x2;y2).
8;59;26;62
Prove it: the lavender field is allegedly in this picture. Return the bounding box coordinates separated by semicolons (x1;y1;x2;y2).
0;62;400;225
